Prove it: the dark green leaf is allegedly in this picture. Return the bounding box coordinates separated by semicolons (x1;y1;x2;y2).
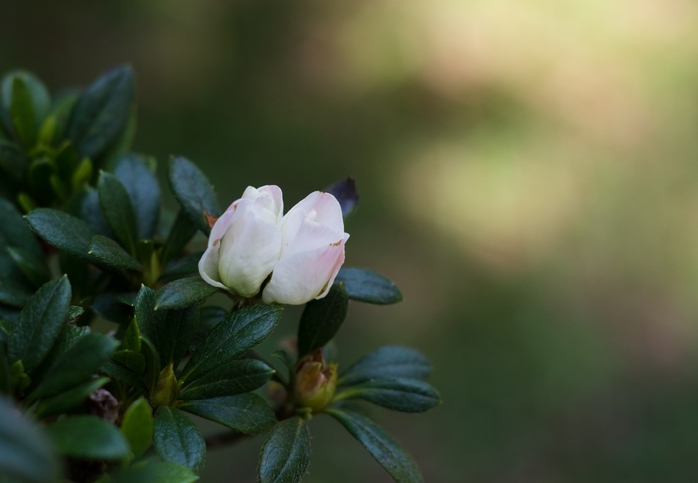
199;306;227;331
162;210;198;266
325;177;359;218
101;461;199;483
114;154;161;240
7;247;51;287
0;197;42;261
168;156;221;234
100;360;147;393
334;267;403;305
91;292;134;324
297;283;348;357
179;359;274;401
154;407;206;472
333;378;440;413
66;65;135;160
0;140;28;179
35;377;109;419
27;158;55;198
25;209;97;260
68;186;113;237
101;104;137;169
258;417;311;483
8;276;71;374
136;286;199;369
98;171;138;254
181;304;281;384
1;71;50;127
140;336;161;392
46;415;129;460
122;317;141;351
339;346;432;387
161;251;203;279
326;409;422;483
111;350;146;375
154;277;218;311
54;141;79;183
0;280;31;308
177;393;275;434
121;397;153;458
8;76;38;147
29;332;118;400
88;235;142;271
0;396;59;483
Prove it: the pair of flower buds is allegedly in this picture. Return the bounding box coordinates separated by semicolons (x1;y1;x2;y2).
199;186;349;305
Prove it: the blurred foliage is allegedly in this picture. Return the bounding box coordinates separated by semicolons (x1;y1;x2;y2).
4;0;698;481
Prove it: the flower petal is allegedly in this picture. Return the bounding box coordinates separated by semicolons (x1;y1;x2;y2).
198;244;228;290
218;209;282;297
262;234;348;305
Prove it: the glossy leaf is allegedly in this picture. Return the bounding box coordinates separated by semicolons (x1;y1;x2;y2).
35;377;109;419
258;417;311;483
135;286;199;369
0;197;42;261
154;406;206;472
46;415;129;460
66;65;135;160
88;235;142;271
168;156;221;234
98;171;138;254
339;346;432;387
0;396;59;483
327;409;422;483
25;209;97;260
8;276;71;375
180;304;281;384
333;378;440;413
297;283;348;357
177;393;276;434
179;359;274;401
29;333;118;400
100;360;147;393
334;268;402;305
69;186;112;237
114;154;161;240
154;277;219;311
121;397;153;458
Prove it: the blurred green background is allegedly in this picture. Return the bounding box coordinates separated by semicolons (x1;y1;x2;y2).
4;0;698;481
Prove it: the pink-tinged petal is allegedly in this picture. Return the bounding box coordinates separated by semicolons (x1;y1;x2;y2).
198;245;228;290
289;191;344;233
314;233;349;299
261;185;284;223
208;205;240;249
283;219;344;258
218;210;282;297
262;236;348;305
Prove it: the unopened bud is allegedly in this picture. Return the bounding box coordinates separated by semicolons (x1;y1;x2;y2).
294;350;337;413
150;362;179;408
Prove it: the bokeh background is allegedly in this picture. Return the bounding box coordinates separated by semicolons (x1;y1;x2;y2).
4;0;698;481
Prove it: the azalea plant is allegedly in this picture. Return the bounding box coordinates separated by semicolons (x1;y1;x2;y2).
0;66;440;483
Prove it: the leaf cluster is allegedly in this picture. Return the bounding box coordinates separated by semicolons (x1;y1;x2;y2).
0;67;439;483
